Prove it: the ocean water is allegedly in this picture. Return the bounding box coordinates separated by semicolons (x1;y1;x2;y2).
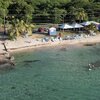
0;44;100;100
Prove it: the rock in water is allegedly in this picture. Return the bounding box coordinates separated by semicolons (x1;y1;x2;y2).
0;54;15;70
0;63;14;70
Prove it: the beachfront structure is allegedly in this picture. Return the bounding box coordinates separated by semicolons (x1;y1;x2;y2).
59;24;73;29
71;23;83;28
48;27;57;36
59;23;83;30
81;21;91;26
81;21;100;26
59;21;100;30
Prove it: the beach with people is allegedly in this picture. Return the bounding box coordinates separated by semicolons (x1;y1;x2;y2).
0;32;100;54
0;21;100;68
1;0;100;100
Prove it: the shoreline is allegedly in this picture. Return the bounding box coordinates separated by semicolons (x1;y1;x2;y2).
0;34;100;54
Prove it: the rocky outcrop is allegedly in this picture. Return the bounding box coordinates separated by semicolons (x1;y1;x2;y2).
0;53;15;69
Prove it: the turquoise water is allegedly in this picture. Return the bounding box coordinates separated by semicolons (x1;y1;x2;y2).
0;44;100;100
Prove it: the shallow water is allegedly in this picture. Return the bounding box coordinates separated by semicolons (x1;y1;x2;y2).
0;44;100;100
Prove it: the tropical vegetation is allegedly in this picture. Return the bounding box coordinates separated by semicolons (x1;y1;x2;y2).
0;0;100;39
8;19;34;39
0;0;100;24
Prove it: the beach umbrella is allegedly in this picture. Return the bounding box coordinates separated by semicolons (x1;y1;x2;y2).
90;21;100;25
81;21;91;26
59;23;73;29
71;23;83;28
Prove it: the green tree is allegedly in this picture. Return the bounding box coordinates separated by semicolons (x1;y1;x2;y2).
67;7;76;22
75;8;88;22
52;8;67;23
0;0;11;23
85;23;97;33
32;0;70;23
1;0;99;25
8;0;34;23
8;19;34;39
68;0;89;8
84;2;100;21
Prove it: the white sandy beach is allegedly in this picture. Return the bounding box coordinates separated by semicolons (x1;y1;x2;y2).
0;34;100;54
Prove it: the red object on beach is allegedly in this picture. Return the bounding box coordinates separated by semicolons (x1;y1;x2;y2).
38;27;44;33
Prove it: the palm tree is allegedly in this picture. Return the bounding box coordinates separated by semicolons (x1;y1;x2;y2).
8;19;34;40
75;8;88;23
25;24;34;35
86;23;97;32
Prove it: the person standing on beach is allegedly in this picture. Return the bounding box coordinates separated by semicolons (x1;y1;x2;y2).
58;33;61;39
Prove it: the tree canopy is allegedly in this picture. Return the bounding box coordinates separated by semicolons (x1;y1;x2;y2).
0;0;100;24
